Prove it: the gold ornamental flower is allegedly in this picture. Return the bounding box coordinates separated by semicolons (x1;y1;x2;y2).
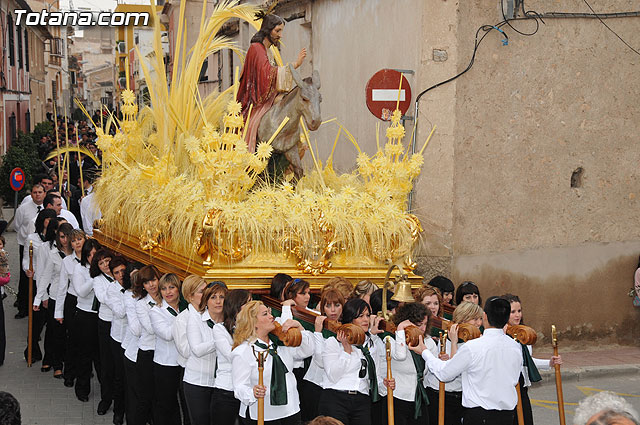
121;89;136;105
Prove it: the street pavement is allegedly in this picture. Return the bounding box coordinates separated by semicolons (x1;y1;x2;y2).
0;230;107;425
1;228;639;424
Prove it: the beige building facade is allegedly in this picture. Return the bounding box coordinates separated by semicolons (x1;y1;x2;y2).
220;0;639;344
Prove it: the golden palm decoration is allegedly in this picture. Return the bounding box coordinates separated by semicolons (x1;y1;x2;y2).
90;0;433;271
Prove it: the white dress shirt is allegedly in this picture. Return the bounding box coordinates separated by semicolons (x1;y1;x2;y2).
59;209;80;229
523;345;551;387
22;233;45;273
136;294;157;351
386;330;437;402
14;197;42;245
149;302;180;366
104;284;127;343
123;290;141;362
21;194;67;210
212;323;235;391
425;338;463;392
184;309;218;387
172;304;198;367
322;334;384;396
34;243;64;305
71;262;97;313
420;328;523;410
80;192;101;236
93;273;115;322
303;332;327;387
54;253;80;319
231;332;314;421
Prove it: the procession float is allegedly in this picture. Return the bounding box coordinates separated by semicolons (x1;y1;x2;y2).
84;0;434;291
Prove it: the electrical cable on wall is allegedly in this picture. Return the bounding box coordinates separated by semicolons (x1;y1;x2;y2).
407;0;639;211
581;0;640;56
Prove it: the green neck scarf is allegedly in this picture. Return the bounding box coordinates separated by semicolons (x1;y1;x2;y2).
355;343;380;403
254;337;289;406
520;342;541;382
410;351;429;418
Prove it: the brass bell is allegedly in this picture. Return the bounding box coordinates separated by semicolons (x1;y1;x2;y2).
392;278;415;303
381;264;416;320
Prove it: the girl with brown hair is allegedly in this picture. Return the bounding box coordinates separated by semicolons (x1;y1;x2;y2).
133;264;162;425
213;289;252;424
184;281;227;425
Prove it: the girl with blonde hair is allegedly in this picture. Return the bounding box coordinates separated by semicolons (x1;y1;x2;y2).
350;280;377;304
172;274;207;424
184;281;227;425
425;301;483;425
149;273;185;425
231;301;313;424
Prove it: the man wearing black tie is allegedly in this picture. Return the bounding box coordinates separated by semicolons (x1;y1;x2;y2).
410;296;522;425
13;184;46;319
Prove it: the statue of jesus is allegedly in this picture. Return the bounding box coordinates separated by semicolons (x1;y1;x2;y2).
236;14;307;152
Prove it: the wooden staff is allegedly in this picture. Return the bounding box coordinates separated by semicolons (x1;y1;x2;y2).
63;102;71;207
515;383;525;425
552;325;567;425
385;338;395;425
74;123;84;193
254;348;266;425
438;330;447;425
27;241;34;367
53;102;62;193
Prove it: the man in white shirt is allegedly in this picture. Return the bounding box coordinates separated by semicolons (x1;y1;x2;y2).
410;296;523;425
43;192;80;229
13;183;45;319
79;173;101;236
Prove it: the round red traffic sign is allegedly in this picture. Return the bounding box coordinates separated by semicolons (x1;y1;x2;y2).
10;167;25;192
365;69;412;121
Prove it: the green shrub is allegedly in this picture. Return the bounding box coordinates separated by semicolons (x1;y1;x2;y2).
0;131;42;204
32;121;53;142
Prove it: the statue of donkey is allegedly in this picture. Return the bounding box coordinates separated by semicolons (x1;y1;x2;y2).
257;64;322;180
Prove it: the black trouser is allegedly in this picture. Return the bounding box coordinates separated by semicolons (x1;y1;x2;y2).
44;299;65;371
73;309;101;398
183;382;214;425
154;363;182;425
109;338;126;418
135;349;155;425
23;281;46;362
318;389;372;425
0;292;5;366
513;375;533;425
300;380;322;421
426;387;463;425
63;293;78;380
242;412;300;425
178;368;191;425
293;367;314;422
464;407;514;425
17;245;28;315
124;356;139;425
97;318;114;405
212;388;240;425
394;398;425;425
372;396;387;425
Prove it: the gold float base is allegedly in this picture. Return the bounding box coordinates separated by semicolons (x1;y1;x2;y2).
93;228;424;291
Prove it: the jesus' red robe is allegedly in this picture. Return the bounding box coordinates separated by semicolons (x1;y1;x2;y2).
236;42;291;152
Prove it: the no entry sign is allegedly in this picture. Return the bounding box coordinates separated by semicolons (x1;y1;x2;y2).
365;69;412;121
10;167;25;191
